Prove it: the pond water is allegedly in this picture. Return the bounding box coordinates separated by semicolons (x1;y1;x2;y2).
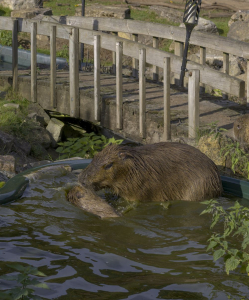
0;171;248;300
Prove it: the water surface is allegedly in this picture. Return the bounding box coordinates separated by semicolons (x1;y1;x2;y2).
0;172;248;299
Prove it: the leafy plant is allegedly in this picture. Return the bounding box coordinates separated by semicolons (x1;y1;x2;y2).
56;132;123;159
220;141;249;179
0;30;12;46
0;263;49;300
201;200;249;275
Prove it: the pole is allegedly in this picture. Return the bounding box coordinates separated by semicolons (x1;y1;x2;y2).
80;0;85;63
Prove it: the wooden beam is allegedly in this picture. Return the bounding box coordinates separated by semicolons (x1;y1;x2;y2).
94;35;101;122
188;70;200;139
152;37;159;81
163;57;171;141
31;22;37;103
116;41;123;130
50;25;57;108
69;27;79;117
12;19;18;92
139;48;146;138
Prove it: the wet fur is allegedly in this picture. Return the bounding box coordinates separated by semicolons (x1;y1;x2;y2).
79;142;223;202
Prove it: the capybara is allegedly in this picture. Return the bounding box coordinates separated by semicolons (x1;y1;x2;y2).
79;142;223;202
67;185;119;218
233;114;249;149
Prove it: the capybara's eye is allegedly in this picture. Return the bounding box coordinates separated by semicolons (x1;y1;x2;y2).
104;162;113;170
237;125;241;130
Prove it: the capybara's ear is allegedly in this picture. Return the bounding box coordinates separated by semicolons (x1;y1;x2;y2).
118;152;133;160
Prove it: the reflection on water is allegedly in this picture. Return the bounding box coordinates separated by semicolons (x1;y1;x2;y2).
0;172;248;300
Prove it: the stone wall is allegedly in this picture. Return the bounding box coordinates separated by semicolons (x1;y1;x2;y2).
1;0;43;10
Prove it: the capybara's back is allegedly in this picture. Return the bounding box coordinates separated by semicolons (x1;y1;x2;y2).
79;142;223;202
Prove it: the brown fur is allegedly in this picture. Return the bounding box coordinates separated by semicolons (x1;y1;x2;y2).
67;185;119;218
233;114;249;149
79;142;223;202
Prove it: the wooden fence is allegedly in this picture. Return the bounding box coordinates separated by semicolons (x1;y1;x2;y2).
0;16;246;139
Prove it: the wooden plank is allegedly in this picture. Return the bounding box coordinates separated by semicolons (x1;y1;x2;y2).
69;27;79;118
54;16;249;59
116;41;123;129
188;70;200;139
94;35;101;122
163;57;171;141
200;46;206;93
153;37;159;81
222;52;229;100
50;25;57;108
139;48;146;138
31;22;37;103
132;34;138;78
12;19;18;92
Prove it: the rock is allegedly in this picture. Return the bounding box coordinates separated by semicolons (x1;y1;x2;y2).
2;0;43;10
27;112;47;127
11;7;52;19
13;138;31;156
180;17;219;35
3;103;20;109
31;126;55;149
228;10;249;27
46;118;64;143
149;6;182;24
227;21;249;42
0;131;14;154
0;172;8;182
28;103;50;125
75;4;130;19
0;155;16;177
233;114;249;149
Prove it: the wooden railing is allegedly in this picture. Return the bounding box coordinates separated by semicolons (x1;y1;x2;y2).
0;16;246;140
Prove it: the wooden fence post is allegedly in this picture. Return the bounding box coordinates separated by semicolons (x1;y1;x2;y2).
139;48;146;138
132;34;138;78
153;37;159;81
222;52;229;100
94;35;101;121
188;69;200;139
31;21;37;103
116;41;123;130
69;27;79;118
200;46;206;94
164;57;171;141
12;19;18;92
50;25;57;108
174;41;184;85
112;32;118;75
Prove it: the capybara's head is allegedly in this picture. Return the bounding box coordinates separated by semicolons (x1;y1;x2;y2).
233;114;249;146
79;143;133;193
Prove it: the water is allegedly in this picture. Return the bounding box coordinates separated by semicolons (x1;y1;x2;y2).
0;172;248;300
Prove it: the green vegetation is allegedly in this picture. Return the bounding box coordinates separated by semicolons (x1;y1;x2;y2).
56;133;123;159
130;8;180;26
0;5;11;16
209;17;230;37
201;200;249;276
0;263;49;300
0;30;12;46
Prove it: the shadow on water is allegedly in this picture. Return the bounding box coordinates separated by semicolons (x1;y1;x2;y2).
0;172;248;299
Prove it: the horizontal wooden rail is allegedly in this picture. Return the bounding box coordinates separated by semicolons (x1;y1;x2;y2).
42;15;249;59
